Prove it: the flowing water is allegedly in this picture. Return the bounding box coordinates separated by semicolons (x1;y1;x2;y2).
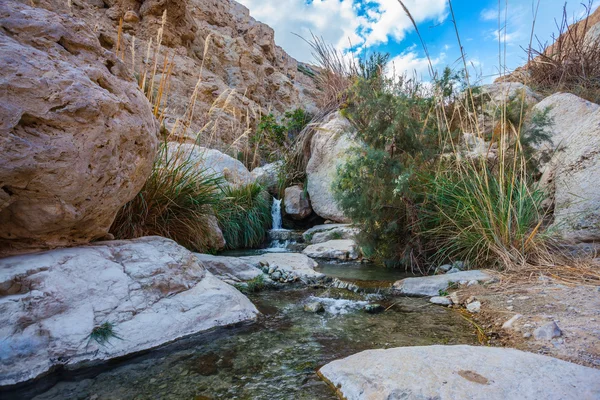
271;198;283;230
7;268;479;400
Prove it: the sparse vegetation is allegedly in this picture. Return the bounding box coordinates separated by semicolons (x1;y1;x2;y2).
86;322;122;347
234;274;267;294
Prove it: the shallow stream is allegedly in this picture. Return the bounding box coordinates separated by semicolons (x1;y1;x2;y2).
7;258;479;400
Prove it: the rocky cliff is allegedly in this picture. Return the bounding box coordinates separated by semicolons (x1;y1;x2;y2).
18;0;319;148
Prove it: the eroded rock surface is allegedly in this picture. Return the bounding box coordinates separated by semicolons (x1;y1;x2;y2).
535;93;600;243
306;113;359;222
240;252;324;282
0;237;258;386
319;345;600;400
0;2;159;255
303;224;359;244
194;253;262;284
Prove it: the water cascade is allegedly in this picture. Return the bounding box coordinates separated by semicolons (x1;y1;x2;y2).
271;198;283;230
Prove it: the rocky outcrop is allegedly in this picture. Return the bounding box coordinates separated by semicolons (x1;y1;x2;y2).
0;2;159;255
0;236;258;386
167;142;253;186
251;161;283;194
284;185;312;220
479;82;541;107
240;253;325;283
303;240;360;261
318;345;600;400
306;113;359;222
303;224;359;244
194;253;262;284
534;93;600;243
22;0;318;150
393;270;492;297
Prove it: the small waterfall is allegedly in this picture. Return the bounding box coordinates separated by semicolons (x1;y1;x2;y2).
271;198;283;230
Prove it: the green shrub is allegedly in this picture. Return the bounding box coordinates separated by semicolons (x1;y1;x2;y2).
87;322;122;347
234;274;267;294
420;164;549;269
111;142;223;252
215;183;272;249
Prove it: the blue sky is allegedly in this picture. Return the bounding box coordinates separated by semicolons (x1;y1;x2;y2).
237;0;599;83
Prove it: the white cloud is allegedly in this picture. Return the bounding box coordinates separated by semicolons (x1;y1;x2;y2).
237;0;447;62
480;8;498;22
386;48;445;80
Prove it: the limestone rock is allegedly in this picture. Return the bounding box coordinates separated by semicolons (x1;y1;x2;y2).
534;93;600;243
303;239;359;261
306;113;359;222
466;301;481;313
430;296;452;306
318;345;600;400
479;82;541;107
0;2;159;255
166;143;253;186
393;270;492;297
251;161;283;194
284;185;312;220
534;321;563;340
239;253;324;282
502;314;523;330
0;237;258;386
25;0;318;152
194;253;262;284
303;224;359;244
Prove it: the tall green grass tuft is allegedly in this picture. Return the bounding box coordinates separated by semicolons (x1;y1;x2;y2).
215;183;272;249
110;142;224;252
420;165;549;270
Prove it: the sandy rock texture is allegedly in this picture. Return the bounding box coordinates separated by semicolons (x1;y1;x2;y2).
19;0;318;150
303;239;359;261
0;236;258;386
306;113;359;223
393;270;492;297
0;2;159;255
535;93;600;243
303;224;359;244
194;253;262;284
319;345;600;400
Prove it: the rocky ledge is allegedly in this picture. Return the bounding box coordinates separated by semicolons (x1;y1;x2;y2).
393;270;493;297
0;237;258;387
318;345;600;400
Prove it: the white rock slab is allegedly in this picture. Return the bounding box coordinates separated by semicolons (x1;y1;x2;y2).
303;224;360;244
0;237;258;386
194;253;263;284
303;239;359;261
393;270;492;297
319;345;600;400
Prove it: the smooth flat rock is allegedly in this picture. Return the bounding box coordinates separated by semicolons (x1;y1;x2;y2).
393;270;492;297
194;253;263;284
318;345;600;400
239;253;324;281
0;237;258;386
303;239;359;260
303;224;359;244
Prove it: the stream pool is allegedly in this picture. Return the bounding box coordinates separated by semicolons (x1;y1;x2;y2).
6;267;480;400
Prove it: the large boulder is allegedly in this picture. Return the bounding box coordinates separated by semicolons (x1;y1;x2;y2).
318;345;600;400
393;270;492;297
166;143;253;186
0;2;159;255
251;161;283;194
478;82;541;107
0;236;258;386
284;185;312;220
306;113;358;222
303;239;360;261
534;93;600;243
194;253;262;284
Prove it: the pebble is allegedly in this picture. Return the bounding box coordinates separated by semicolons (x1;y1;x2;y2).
430;296;452;306
523;332;532;338
502;314;523;330
467;280;478;287
304;302;325;313
533;321;562;340
517;296;530;300
466;301;481;313
506;306;514;311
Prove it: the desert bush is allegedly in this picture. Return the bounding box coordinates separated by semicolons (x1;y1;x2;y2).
215;183;272;249
525;1;600;103
110;142;223;252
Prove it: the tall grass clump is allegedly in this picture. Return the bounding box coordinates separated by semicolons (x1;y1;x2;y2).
110;142;223;252
215;183;272;249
